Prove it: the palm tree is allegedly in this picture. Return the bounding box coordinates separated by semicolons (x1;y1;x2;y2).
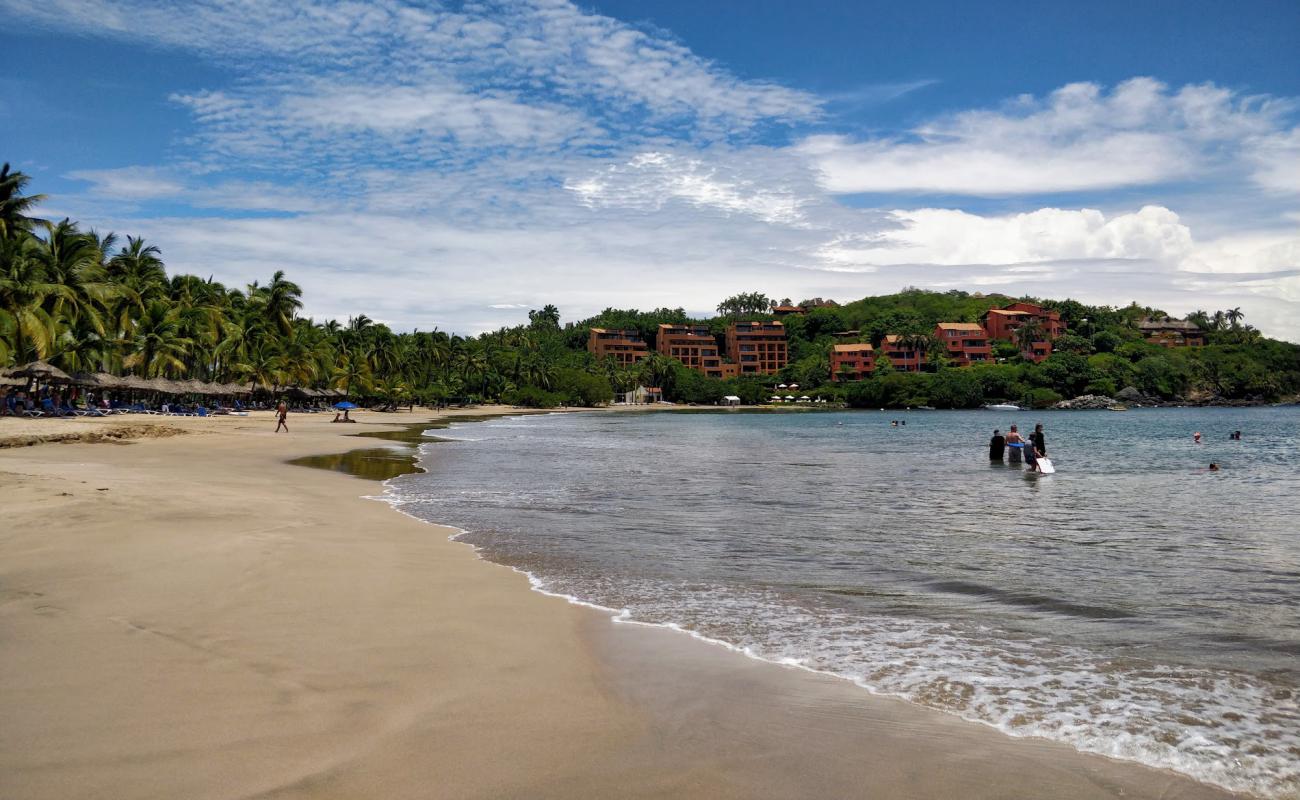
0;236;74;361
0;163;47;239
1014;319;1045;359
123;301;191;377
264;270;303;334
898;330;932;372
1225;307;1244;329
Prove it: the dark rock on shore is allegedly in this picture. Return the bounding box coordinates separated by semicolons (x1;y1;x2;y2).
1052;394;1119;410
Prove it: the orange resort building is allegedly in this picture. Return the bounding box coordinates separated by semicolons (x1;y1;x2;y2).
981;302;1066;363
830;343;875;382
880;335;923;372
587;328;649;366
726;321;789;375
657;324;735;378
1138;318;1206;347
935;322;992;366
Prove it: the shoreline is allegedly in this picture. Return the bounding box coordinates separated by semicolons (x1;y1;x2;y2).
0;408;1248;799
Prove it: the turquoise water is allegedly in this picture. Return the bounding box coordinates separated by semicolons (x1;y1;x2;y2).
386;407;1300;798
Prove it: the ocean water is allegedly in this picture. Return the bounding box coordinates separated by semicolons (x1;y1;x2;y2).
384;407;1300;798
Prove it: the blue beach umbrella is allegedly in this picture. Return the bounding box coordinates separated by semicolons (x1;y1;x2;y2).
334;401;359;410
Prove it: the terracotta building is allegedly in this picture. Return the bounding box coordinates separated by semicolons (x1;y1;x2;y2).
981;302;1065;363
726;321;789;375
657;324;727;376
880;335;922;372
1137;318;1206;347
934;323;992;366
830;343;875;381
588;328;649;366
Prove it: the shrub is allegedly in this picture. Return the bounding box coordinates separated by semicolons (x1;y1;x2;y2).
502;386;563;408
1022;387;1063;408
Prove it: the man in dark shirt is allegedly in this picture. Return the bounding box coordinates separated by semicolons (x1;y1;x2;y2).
1031;423;1046;456
989;429;1006;460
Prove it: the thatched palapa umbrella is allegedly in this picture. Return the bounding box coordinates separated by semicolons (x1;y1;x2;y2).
146;377;182;394
11;360;73;384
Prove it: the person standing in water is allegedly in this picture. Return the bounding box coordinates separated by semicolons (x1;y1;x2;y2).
989;429;1006;460
1031;423;1046;456
275;399;289;433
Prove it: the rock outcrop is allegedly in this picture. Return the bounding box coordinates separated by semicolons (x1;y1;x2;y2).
1052;394;1118;410
1115;386;1158;405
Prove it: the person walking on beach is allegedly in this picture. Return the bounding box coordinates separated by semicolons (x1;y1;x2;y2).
275;400;289;433
1031;423;1046;456
989;429;1006;460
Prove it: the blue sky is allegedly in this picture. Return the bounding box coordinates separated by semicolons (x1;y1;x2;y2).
3;0;1299;339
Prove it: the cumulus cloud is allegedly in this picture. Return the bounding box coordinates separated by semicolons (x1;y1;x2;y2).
801;78;1295;195
817;206;1196;268
1246;128;1300;193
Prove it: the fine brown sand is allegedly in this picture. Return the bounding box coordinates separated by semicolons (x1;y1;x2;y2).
0;409;1242;799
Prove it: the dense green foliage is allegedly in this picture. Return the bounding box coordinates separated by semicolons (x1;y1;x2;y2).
4;166;1298;409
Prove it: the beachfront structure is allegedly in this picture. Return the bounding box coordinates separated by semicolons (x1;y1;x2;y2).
1138;318;1207;347
587;328;649;366
657;324;729;377
880;335;922;372
726;321;789;375
830;343;875;382
982;302;1065;363
935;323;992;366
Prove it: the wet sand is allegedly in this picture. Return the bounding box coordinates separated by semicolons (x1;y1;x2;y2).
0;408;1243;799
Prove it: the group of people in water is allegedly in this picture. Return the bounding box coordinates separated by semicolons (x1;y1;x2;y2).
988;423;1239;474
989;423;1048;472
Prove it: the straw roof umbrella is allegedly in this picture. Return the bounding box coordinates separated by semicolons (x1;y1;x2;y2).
146;376;181;394
11;360;72;383
93;372;130;389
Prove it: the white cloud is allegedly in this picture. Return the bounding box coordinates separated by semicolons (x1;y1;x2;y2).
567;151;814;225
67;167;330;214
1246;127;1300;193
67;167;186;200
801;78;1294;195
818;206;1195;268
7;0;819;168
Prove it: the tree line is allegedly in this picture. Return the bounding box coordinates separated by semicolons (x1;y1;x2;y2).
4;164;1298;409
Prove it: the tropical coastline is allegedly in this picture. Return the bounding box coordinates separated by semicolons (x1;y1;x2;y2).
0;408;1259;799
4;2;1299;797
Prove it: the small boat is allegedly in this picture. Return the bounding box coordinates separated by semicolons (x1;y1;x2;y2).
1107;405;1128;411
984;403;1021;411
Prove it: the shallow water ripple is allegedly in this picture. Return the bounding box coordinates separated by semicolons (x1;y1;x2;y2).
388;407;1300;798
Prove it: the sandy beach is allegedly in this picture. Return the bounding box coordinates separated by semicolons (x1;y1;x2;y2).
0;409;1242;799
